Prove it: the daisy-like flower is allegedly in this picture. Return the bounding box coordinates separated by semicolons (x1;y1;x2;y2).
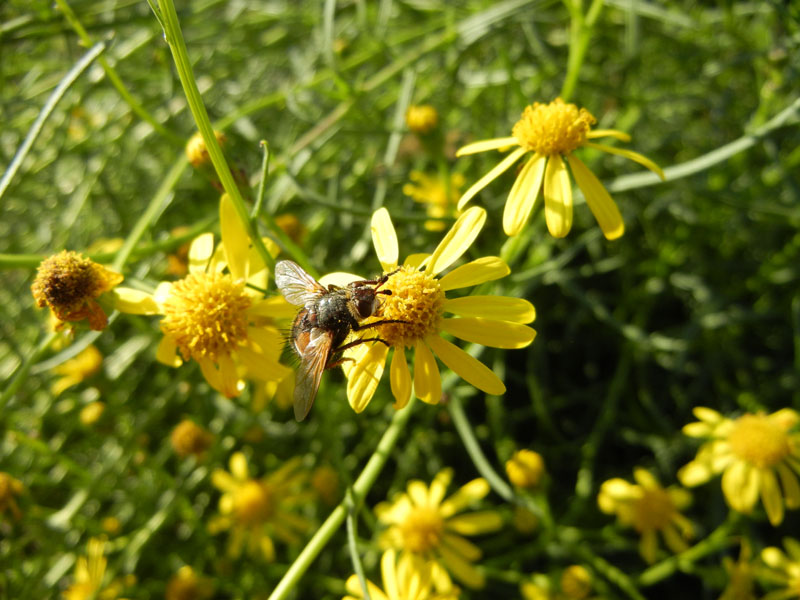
761;538;800;600
32;250;123;331
375;468;503;589
51;345;103;396
403;171;465;232
208;452;312;561
677;407;800;526
0;472;23;521
597;468;693;564
343;549;459;600
62;537;132;600
344;206;536;412
114;195;293;397
456;98;664;239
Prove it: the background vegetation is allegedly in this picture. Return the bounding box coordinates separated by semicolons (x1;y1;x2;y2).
2;0;800;598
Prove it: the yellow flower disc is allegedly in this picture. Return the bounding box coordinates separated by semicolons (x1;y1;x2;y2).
399;506;445;553
512;98;596;156
234;480;273;526
160;272;251;362
728;413;791;469
378;267;445;347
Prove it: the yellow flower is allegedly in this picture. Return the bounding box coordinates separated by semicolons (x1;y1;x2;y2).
344;206;536;412
560;565;592;600
456;98;664;239
343;549;459;600
80;401;105;426
597;468;693;564
62;537;131;600
32;250;123;331
114;195;293;397
719;540;756;600
406;105;439;134
375;468;502;589
165;566;213;600
208;452;312;561
170;419;213;458
51;345;103;396
506;450;546;490
677;407;800;526
520;577;552;600
0;472;24;520
403;171;465;232
185;130;227;168
761;538;800;600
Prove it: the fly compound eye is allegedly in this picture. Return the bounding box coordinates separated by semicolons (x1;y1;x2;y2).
357;295;378;318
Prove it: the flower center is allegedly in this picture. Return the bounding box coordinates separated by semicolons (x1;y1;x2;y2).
631;487;674;532
161;272;252;362
512;98;596;156
728;414;791;469
31;251;120;315
234;480;273;525
375;267;445;347
399;506;444;553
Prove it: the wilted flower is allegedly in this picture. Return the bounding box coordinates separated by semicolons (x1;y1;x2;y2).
456;98;664;238
32;251;122;331
678;407;800;526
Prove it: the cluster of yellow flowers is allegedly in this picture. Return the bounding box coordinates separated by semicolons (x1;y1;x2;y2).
27;93;799;598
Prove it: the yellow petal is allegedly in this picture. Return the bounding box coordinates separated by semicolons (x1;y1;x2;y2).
440;478;490;517
220;193;249;281
427;335;505;395
442;317;536;349
442;532;483;561
445;512;503;535
760;468;785;526
721;461;759;513
347;342;389;413
677;460;713;487
443;296;535;324
238;346;291;382
113;287;159;315
218;353;241;398
381;549;399;600
566;154;625;240
156;335;181;367
456;137;518;156
319;272;362;287
371;208;399;272
584;141;665;179
408;480;429;507
439;544;485;588
639;530;658;564
438;257;510;291
188;233;215;274
429;469;454;507
777;463;800;509
504;154;545;236
457;147;527;210
413;339;441;405
248;296;298;320
543;153;572;238
586;129;631;142
403;253;430;269
427;207;486;276
390;348;412;409
198;357;224;396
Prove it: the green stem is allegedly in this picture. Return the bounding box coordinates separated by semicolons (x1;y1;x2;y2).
54;0;183;148
0;42;106;202
154;0;275;274
0;332;57;411
268;397;417;600
345;492;371;600
559;0;604;101
572;544;646;600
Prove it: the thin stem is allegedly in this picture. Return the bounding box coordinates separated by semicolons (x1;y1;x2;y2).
252;141;270;220
268;397;417;600
154;0;275;274
54;0;183;148
0;332;57;411
0;42;106;202
345;492;371;600
559;0;604;101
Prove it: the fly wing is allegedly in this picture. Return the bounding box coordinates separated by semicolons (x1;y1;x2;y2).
275;260;326;307
293;328;333;421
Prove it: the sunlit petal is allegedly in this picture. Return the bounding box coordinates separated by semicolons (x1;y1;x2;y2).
457;147;527;210
543;153;573;238
586;129;631;142
438;257;509;291
443;296;535;323
188;233;215;274
156;335;181;367
427;335;505;395
584;141;665;179
413;339;441;405
427;207;486;276
372;208;399;272
114;287;159;315
442;317;536;349
504;154;546;236
347;342;390;413
220;193;249;281
390;348;412;409
566;154;625;240
456;137;518;156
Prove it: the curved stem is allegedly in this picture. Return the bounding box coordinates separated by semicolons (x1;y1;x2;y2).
54;0;183;148
559;0;605;101
155;0;275;274
268;397;417;600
